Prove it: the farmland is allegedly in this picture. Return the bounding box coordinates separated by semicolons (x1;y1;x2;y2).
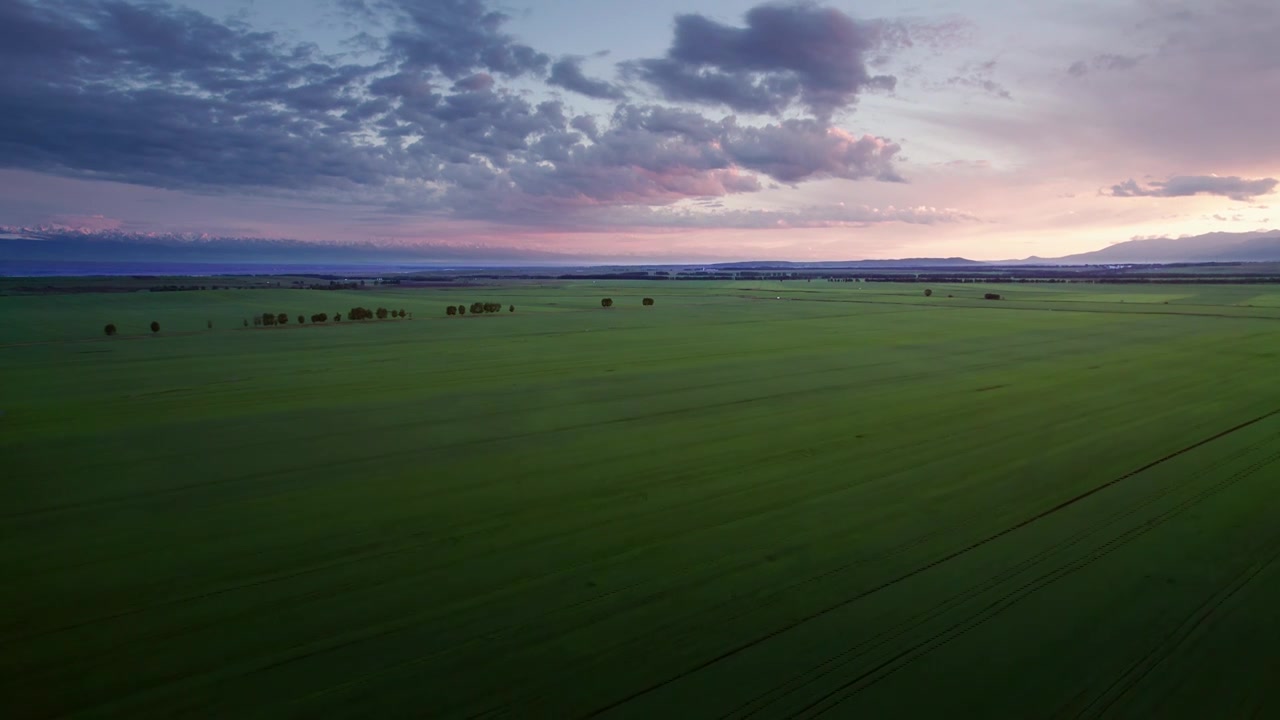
3;280;1280;718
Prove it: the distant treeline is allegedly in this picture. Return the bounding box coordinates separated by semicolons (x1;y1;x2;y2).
253;306;406;326
446;302;512;315
393;268;1280;284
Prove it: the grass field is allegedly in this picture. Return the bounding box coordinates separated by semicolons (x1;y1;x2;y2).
3;280;1280;718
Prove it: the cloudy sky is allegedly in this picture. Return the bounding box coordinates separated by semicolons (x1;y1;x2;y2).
0;0;1276;261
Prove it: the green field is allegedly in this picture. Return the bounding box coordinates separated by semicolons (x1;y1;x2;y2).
3;280;1280;718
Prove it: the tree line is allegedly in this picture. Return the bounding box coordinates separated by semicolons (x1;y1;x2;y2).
105;297;659;337
447;302;513;315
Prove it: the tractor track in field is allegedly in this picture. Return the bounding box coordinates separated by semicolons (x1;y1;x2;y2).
1069;537;1280;719
578;408;1280;719
722;433;1280;719
788;445;1280;718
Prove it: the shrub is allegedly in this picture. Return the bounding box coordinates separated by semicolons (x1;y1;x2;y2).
447;306;457;316
207;319;213;329
277;313;288;325
984;293;1001;300
601;298;613;308
642;297;654;306
924;289;933;297
509;305;515;312
104;323;117;336
335;313;342;322
150;321;160;333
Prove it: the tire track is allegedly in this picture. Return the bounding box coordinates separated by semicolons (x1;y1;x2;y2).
723;433;1280;718
793;446;1280;718
1074;539;1280;718
579;408;1280;718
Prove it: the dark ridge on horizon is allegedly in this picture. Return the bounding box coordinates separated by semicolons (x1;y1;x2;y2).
4;227;1280;267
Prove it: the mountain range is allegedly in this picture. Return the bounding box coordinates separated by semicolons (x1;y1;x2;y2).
3;227;1280;268
1028;231;1280;264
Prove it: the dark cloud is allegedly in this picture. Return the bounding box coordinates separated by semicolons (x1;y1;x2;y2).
0;1;393;193
1106;176;1278;202
371;0;549;78
629;2;897;118
444;105;902;218
0;0;910;231
548;57;626;100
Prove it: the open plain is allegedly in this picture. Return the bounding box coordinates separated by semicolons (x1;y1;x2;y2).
3;280;1280;718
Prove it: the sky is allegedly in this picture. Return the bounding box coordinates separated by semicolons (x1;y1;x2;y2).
0;0;1277;262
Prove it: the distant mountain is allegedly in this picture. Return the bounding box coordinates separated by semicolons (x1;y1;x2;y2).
1043;230;1280;264
709;257;985;270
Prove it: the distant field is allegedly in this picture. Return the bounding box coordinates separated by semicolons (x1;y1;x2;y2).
3;280;1280;717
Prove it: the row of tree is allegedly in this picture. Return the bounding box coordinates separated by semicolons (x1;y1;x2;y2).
246;307;406;326
105;297;663;337
446;302;514;315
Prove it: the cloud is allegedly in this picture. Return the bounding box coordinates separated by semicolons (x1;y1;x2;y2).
370;0;549;78
943;60;1012;100
547;57;626;100
720;119;903;183
1067;53;1143;76
604;203;978;229
1106;175;1278;201
0;0;910;234
627;2;897;119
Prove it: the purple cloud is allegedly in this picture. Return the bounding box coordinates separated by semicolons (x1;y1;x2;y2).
0;0;911;234
1067;53;1143;77
628;2;897;119
548;57;626;100
1107;175;1278;202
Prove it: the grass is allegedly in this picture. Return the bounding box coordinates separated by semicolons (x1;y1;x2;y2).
2;280;1280;718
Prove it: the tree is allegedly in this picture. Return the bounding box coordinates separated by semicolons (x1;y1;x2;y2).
601;298;613;308
298;315;305;325
642;297;654;306
924;289;933;297
470;302;484;314
104;323;117;336
277;313;288;325
335;313;342;322
447;306;457;316
398;309;406;318
376;307;389;320
243;319;248;327
984;293;1002;300
458;305;466;315
207;319;213;329
150;321;160;333
509;304;515;312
